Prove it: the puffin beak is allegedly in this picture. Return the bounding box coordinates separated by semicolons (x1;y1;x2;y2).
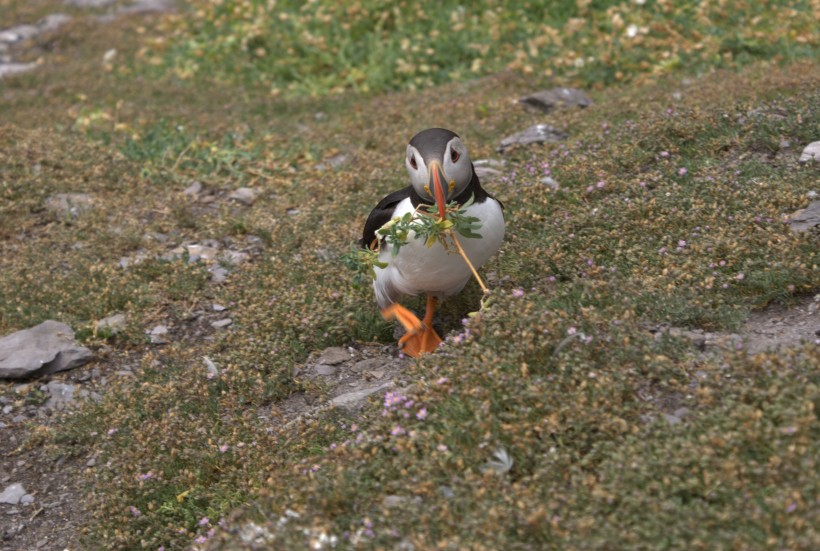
427;160;449;219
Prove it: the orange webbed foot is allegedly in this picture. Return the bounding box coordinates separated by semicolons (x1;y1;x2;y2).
381;296;442;358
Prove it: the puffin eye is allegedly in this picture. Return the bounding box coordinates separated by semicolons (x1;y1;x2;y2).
409;155;418;169
450;148;460;163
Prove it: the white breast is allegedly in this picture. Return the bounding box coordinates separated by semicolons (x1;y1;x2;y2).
372;197;505;309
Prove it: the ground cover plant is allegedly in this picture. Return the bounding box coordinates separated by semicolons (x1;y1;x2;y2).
0;0;817;550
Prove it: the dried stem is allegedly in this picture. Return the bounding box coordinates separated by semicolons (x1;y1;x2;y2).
451;232;488;294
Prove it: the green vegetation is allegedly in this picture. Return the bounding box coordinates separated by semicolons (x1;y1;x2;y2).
0;0;817;549
153;0;819;96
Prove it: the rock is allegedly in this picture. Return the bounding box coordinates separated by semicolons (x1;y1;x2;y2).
229;187;260;206
518;87;593;113
45;382;76;410
118;0;176;14
210;266;229;283
0;25;39;44
369;368;386;380
211;318;233;329
185;244;220;263
497;124;568;152
786;201;820;234
473;159;506;182
317;347;350;365
96;313;126;335
0;61;37;79
331;383;391;409
44;193;94;217
798;141;820;163
38;13;73;33
0;484;26;505
0;321;93;379
212;303;227;312
382;495;407;508
20;494;34;505
148;325;169;344
350;358;385;373
540;176;560;190
315;153;348;171
63;0;117;6
183;181;202;196
315;365;338;376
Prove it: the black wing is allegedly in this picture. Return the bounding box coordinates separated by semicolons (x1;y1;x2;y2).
360;187;416;250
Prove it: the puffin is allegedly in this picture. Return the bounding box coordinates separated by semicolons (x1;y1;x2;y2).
360;128;505;357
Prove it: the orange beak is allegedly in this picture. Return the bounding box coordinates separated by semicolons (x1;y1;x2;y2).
428;160;448;219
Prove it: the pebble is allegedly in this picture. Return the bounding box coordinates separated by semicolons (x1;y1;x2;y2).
212;303;227;312
43;193;94;217
0;483;26;505
45;382;76;410
211;318;233;329
540;176;560;190
183;181;203;196
229;187;260;206
315;365;338;376
517;87;593;112
798;141;820;163
317;347;350;365
97;313;126;335
497;124;568;153
786;201;820;234
148;325;169;344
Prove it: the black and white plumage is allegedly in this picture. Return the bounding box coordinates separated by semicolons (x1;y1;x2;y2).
360;128;504;355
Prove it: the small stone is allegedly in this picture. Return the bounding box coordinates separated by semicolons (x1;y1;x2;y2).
96;313;126;335
212;303;227;312
86;456;97;467
148;325;169;344
183;181;202;196
45;382;76;410
369;368;386;380
798;141;820;163
20;494;34;505
44;193;94;217
317;347;350;365
211;318;233;329
0;321;93;379
38;13;72;33
210;266;229;283
382;495;406;508
0;25;39;44
786;201;820;234
315;365;337;376
540;176;560;190
102;48;116;64
663;413;682;426
350;358;385;373
2;405;12;414
0;62;38;78
518;88;593;113
331;383;391;409
497;124;568;153
229;187;260;206
315;153;348;171
0;483;26;504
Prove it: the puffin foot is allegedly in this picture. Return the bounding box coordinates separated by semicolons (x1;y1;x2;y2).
381;297;442;358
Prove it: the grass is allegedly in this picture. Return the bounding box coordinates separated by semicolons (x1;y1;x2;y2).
150;0;819;96
0;1;818;549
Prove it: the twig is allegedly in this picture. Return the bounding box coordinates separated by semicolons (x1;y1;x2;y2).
451;233;488;294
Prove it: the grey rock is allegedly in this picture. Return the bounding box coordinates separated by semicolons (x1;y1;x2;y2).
38;13;73;32
0;62;37;79
331;383;392;409
0;321;93;379
315;153;348;172
212;303;227;312
97;313;126;335
0;483;26;505
211;318;233;329
20;494;34;505
350;358;385;373
382;495;407;508
63;0;117;6
798;141;820;163
45;382;76;410
229;187;260;206
497;124;568;152
540;176;560;190
44;193;94;217
315;365;338;376
786;201;820;234
183;181;203;196
663;413;682;426
317;347;350;365
0;25;39;44
210;265;229;283
148;325;169;344
518;88;593;112
118;0;176;14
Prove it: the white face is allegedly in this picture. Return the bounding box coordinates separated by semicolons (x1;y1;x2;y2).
405;137;472;202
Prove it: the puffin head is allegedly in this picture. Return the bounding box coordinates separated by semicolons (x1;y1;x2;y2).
405;128;473;218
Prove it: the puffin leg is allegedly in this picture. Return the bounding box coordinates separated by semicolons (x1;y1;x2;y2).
381;297;442;357
419;295;443;354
